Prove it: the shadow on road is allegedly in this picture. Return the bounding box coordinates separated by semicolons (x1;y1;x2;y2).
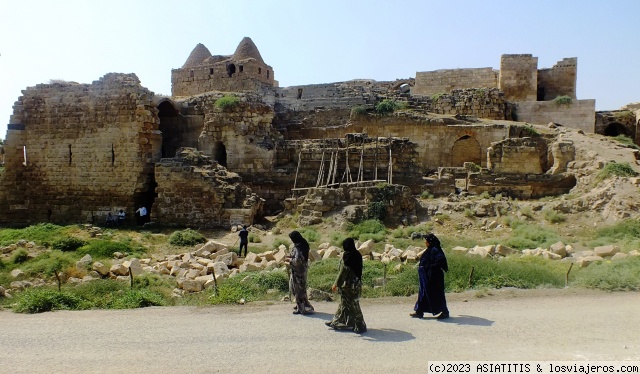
360;328;415;343
436;314;493;326
304;311;333;321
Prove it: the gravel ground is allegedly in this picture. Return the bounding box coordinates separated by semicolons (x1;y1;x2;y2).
1;288;639;373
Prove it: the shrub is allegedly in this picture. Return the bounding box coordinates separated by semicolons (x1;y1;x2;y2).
596;219;640;240
374;99;398;115
253;270;289;292
272;237;289;250
11;249;29;264
13;288;89;313
543;209;566;224
431;93;445;101
298;227;320;243
168;229;206;246
350;105;367;117
52;237;86;252
613;110;635;122
214;95;240;111
553;95;573;106
248;233;262;243
596;162;638;182
366;201;387;221
420;190;434;199
349;219;387;242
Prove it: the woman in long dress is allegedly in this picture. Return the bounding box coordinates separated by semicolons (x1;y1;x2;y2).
411;233;450;319
288;230;314;315
325;237;367;333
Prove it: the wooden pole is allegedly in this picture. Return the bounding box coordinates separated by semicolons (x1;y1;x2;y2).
292;151;302;198
358;135;365;182
565;263;574;288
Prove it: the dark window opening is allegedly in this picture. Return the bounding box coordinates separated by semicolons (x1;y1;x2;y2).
213;141;227;168
258;67;262;75
111;144;115;167
189;70;194;78
537;87;545;101
297;88;303;99
209;68;214;75
239;65;243;72
68;144;72;166
267;70;270;79
227;64;236;77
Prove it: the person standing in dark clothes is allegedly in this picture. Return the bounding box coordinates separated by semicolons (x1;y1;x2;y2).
411;233;450;319
325;237;367;333
287;230;314;315
238;225;249;257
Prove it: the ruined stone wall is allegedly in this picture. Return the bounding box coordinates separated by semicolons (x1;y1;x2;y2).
171;59;274;97
537;58;577;101
152;149;263;228
194;94;279;174
309;114;509;169
413;68;498;97
421;88;510;120
487;138;546;174
0;74;161;225
467;172;576;199
499;54;538;102
274;81;379;112
516;100;596;133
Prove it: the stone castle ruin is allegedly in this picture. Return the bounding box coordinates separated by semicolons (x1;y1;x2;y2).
1;37;637;228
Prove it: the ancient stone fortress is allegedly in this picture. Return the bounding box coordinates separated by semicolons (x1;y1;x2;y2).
1;37;637;228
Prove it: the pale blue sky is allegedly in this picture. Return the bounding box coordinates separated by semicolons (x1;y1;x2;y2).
1;0;639;139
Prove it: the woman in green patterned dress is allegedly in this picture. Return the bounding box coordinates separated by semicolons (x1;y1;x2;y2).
325;237;367;333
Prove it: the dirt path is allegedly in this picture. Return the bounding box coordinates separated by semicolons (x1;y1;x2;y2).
1;288;638;373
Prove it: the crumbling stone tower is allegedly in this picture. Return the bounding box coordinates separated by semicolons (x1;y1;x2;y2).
171;37;276;96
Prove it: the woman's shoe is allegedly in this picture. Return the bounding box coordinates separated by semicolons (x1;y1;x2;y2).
436;312;450;320
410;312;424;318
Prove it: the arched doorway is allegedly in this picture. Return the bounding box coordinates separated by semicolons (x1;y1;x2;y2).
158;100;181;158
604;122;630;137
213;141;227;167
451;135;482;167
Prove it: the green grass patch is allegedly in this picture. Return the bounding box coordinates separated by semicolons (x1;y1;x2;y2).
298;227;320;243
348;219;387;242
214;95;240;111
595;162;638;183
573;257;640;291
503;222;560;249
13;287;90;313
553;95;572;106
374;99;399;115
0;223;67;246
613;135;640;150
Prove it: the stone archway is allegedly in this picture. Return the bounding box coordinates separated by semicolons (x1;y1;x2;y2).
604;122;630;137
158;100;181;158
213;141;227;167
451;135;482;167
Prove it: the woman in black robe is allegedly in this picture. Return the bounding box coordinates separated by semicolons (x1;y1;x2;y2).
325;237;367;333
411;233;450;319
288;230;314;315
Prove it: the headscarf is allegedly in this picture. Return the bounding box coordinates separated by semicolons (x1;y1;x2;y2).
342;237;363;278
289;230;309;261
424;233;441;249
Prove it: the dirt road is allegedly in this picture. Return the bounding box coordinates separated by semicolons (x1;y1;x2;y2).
1;288;638;373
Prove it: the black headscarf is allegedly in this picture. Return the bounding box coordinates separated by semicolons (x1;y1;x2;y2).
342;237;363;278
289;230;310;261
424;233;441;249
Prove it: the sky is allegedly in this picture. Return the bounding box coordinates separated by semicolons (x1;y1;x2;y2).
1;0;639;139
